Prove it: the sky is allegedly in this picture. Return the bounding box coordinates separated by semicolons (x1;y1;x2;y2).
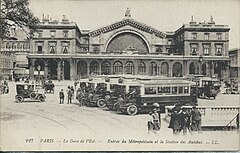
29;0;240;49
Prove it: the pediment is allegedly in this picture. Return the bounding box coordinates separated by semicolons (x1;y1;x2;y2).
89;18;166;38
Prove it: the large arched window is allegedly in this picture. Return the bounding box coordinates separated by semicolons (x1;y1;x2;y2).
101;61;111;75
125;61;134;74
161;62;169;76
189;62;199;74
113;61;123;74
172;62;182;77
106;32;149;53
90;61;99;75
149;62;157;76
138;61;146;75
77;61;87;77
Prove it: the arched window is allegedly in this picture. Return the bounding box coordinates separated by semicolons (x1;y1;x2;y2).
101;61;111;75
149;62;157;76
172;62;183;77
125;61;134;74
138;61;146;75
90;61;99;75
113;61;123;74
189;62;199;74
161;62;169;76
77;61;87;77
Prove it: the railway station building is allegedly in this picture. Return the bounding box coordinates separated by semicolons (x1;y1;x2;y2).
27;10;231;80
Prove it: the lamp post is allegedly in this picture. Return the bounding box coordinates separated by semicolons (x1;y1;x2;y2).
199;55;203;75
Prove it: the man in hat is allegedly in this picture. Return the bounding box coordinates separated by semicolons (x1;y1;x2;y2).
148;103;161;131
191;106;202;132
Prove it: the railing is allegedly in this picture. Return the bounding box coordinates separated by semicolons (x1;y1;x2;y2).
165;106;239;128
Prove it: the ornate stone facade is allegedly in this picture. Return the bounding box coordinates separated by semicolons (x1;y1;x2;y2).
28;13;230;80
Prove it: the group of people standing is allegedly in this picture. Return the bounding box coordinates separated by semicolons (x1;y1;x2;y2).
59;86;75;104
168;103;202;134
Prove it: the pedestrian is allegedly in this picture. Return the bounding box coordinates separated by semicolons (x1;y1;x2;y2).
148;103;161;132
168;103;182;134
179;107;191;135
74;81;78;90
71;86;75;101
67;87;73;104
191;106;202;132
59;89;64;104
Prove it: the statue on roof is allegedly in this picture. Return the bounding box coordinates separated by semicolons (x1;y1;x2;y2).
125;8;131;18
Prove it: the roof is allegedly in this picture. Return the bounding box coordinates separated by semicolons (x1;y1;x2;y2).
89;18;167;38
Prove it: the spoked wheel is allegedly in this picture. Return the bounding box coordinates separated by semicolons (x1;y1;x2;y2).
30;92;37;99
38;94;46;102
96;99;106;108
15;95;24;103
126;105;138;115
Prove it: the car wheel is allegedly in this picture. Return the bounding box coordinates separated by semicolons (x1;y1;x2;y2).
15;95;24;103
126;105;138;116
97;99;106;108
30;92;37;99
38;94;46;102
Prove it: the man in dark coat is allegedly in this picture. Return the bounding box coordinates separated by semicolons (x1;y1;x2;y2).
191;106;202;132
59;89;64;104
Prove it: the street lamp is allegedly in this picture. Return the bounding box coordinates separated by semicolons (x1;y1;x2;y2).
199;55;203;75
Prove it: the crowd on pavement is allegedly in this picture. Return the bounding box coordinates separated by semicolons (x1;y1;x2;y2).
148;102;202;135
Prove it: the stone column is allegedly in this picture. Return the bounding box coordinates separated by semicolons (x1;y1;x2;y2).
44;61;48;79
134;60;138;75
70;59;75;80
86;60;90;77
57;61;61;81
99;61;102;75
210;61;214;77
168;61;173;77
29;58;35;80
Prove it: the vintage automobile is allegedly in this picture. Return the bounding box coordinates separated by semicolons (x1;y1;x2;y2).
118;79;198;115
225;80;239;94
196;77;221;99
44;80;55;94
15;83;46;102
79;78;107;107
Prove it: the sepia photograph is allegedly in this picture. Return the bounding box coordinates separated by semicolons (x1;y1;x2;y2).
0;0;239;151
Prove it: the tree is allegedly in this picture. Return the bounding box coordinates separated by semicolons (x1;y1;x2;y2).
0;0;39;38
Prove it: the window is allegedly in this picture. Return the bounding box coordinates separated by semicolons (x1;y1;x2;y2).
49;42;56;54
156;46;163;53
217;33;222;40
50;30;56;37
172;86;178;94
63;31;68;37
204;33;209;40
113;61;123;74
145;87;157;95
138;61;146;75
61;41;70;54
192;33;197;40
203;48;209;55
168;40;172;45
191;47;197;55
38;32;42;38
178;86;183;94
216;47;222;55
37;46;43;53
215;44;223;56
158;87;170;94
184;86;189;94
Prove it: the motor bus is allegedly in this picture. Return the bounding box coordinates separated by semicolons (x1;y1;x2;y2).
118;79;198;115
